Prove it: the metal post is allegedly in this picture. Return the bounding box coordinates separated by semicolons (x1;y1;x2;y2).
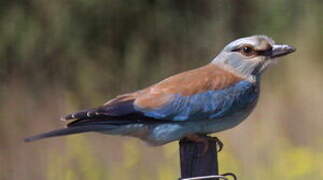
179;136;218;179
178;136;237;180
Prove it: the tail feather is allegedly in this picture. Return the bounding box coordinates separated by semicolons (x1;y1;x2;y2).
62;100;136;121
24;125;116;142
66;115;144;128
62;108;98;120
26;104;165;142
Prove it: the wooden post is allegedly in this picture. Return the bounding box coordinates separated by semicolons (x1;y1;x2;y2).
179;136;219;180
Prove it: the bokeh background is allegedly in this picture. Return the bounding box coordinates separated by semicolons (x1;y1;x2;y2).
1;0;323;179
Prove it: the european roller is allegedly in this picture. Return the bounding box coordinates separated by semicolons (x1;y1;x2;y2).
25;35;295;148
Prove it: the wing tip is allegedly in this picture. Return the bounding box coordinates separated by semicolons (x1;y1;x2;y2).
61;114;76;121
60;116;67;121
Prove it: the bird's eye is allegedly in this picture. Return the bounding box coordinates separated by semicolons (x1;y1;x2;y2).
240;46;255;57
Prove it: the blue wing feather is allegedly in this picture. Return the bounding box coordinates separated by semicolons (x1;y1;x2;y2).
135;80;259;121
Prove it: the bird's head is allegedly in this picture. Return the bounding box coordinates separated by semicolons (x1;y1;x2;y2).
212;35;296;81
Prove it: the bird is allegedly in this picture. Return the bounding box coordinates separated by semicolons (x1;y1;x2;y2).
25;35;295;148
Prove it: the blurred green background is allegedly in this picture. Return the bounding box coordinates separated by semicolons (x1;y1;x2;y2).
1;0;323;179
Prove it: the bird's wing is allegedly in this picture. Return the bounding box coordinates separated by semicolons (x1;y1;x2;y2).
63;64;245;122
133;64;248;121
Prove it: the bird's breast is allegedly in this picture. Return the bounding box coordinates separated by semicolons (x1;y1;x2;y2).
197;80;260;133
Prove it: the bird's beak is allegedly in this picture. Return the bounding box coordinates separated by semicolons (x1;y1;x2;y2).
270;44;296;58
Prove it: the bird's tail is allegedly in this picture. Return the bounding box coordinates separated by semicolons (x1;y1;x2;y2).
24;105;160;142
24;125;117;142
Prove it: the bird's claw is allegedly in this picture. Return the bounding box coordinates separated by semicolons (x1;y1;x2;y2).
211;136;223;152
198;135;224;153
184;134;224;156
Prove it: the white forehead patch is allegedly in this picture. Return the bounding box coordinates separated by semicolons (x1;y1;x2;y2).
256;35;275;45
225;35;275;51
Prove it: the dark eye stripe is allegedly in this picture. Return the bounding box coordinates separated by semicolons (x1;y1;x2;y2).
256;47;272;56
232;46;272;57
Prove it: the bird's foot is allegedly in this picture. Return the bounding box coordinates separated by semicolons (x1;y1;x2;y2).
210;136;223;152
184;134;223;156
